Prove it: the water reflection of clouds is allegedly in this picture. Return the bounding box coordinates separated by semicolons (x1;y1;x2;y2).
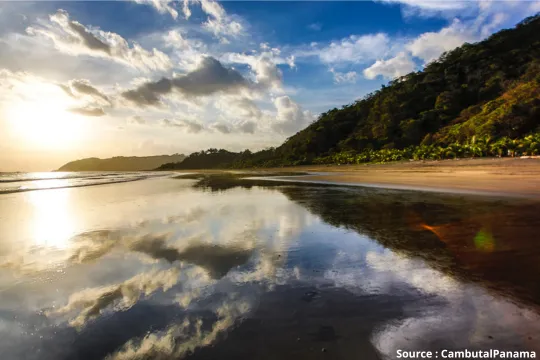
363;250;540;356
1;181;540;360
0;184;320;359
314;229;540;357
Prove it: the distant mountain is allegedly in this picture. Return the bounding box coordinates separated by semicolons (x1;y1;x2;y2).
159;14;540;170
58;154;185;171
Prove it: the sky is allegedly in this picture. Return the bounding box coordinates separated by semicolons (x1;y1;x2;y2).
0;0;539;171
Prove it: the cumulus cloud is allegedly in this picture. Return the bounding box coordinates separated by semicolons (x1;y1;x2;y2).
406;18;476;63
272;96;314;135
215;96;262;120
161;119;204;133
51;268;180;328
133;0;178;19
304;33;391;65
163;29;192;50
363;51;416;79
122;57;248;106
199;0;244;40
162;29;207;71
329;68;358;84
224;49;288;91
27;9;172;72
67;106;106;117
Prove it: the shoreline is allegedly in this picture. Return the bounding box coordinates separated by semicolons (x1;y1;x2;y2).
181;157;540;199
273;158;540;199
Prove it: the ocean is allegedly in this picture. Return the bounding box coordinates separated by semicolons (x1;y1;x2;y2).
0;171;172;194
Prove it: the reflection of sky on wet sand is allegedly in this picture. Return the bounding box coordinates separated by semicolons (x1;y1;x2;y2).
0;177;539;359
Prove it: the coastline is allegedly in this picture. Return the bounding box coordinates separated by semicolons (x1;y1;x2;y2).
180;157;540;199
273;158;540;198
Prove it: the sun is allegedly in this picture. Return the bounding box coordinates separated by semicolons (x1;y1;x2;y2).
5;83;89;149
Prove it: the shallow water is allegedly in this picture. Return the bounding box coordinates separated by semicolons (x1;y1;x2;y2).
0;176;539;360
0;171;169;194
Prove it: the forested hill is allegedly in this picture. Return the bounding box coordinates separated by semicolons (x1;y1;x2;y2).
159;14;540;170
58;154;185;171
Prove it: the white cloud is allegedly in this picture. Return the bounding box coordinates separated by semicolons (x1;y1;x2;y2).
379;0;473;19
380;0;468;11
133;0;178;19
363;51;416;80
406;19;476;63
272;96;314;135
224;50;287;92
161;30;207;72
215;96;262;119
26;9;172;72
194;0;244;40
313;33;391;65
182;0;192;19
163;29;191;50
329;68;358;84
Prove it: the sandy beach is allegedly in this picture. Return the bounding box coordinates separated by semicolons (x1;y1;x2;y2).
251;157;540;198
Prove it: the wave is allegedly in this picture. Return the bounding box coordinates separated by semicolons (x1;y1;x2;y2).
0;172;142;183
0;172;171;195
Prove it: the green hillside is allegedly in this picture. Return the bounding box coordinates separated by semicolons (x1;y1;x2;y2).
160;14;540;170
58;154;185;171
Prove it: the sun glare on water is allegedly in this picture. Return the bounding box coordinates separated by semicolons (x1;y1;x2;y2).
28;187;77;249
5;83;88;149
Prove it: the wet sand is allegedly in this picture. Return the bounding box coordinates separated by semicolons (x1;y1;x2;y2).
262;158;540;198
2;174;540;359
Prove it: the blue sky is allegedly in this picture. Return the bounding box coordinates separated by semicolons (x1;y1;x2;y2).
0;0;539;170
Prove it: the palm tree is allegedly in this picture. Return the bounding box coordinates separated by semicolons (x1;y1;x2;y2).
507;138;519;157
490;138;508;157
